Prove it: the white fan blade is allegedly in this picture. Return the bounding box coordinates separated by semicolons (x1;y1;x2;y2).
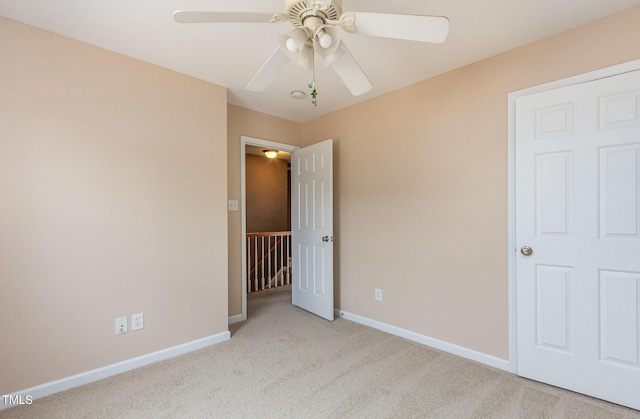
246;47;289;92
352;12;449;43
173;11;274;24
331;44;372;96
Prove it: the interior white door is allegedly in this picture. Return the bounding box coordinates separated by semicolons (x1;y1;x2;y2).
291;139;334;321
515;69;640;409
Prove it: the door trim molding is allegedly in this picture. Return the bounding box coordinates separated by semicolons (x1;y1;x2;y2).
507;58;640;374
240;136;299;322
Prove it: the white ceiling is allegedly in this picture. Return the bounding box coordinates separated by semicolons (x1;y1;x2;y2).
2;0;639;122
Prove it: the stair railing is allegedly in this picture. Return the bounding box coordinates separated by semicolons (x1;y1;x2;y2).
246;231;291;292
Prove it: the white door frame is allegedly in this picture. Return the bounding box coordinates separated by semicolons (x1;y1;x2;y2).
507;58;640;373
240;135;299;321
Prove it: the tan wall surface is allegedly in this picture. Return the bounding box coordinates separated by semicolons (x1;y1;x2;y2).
0;17;229;393
300;6;640;359
227;105;300;317
245;154;290;233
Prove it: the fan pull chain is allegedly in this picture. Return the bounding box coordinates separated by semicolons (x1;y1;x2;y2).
310;82;317;106
309;52;318;106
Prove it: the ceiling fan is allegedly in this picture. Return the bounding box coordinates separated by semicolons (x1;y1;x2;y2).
174;0;449;102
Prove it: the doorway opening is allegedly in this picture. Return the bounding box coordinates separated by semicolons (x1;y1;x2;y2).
245;145;291;292
240;136;299;321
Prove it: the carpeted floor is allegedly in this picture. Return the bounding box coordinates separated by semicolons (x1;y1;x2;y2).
2;286;639;418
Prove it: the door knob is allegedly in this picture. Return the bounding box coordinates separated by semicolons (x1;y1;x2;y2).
520;246;533;256
322;236;329;242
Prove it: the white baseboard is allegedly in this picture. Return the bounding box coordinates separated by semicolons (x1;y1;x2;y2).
228;314;244;325
336;309;510;372
1;331;230;411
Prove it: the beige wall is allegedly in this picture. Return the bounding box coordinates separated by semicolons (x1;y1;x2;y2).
300;6;640;359
227;105;300;317
0;17;229;393
245;154;290;233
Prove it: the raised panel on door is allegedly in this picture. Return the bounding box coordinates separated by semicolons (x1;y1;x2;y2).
536;152;573;236
536;104;573;139
599;91;640;129
313;246;326;296
298;243;310;290
599;270;640;367
535;265;573;352
599;144;640;238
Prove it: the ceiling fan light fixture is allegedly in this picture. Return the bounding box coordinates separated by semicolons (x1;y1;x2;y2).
318;31;333;49
285;37;298;52
279;29;313;70
313;25;340;57
322;41;346;68
279;28;307;53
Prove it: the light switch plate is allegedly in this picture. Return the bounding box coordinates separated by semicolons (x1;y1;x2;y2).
115;316;127;334
228;200;239;211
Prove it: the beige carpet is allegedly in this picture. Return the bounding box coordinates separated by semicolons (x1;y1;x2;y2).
3;286;639;418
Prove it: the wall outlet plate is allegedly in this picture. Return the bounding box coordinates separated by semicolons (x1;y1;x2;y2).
132;312;144;331
115;316;128;335
228;200;239;211
375;288;382;301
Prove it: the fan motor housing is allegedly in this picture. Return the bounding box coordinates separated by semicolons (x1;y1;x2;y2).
285;0;342;31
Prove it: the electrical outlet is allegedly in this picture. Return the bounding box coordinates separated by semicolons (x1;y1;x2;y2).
375;288;382;301
115;316;128;335
228;200;239;211
132;312;144;331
